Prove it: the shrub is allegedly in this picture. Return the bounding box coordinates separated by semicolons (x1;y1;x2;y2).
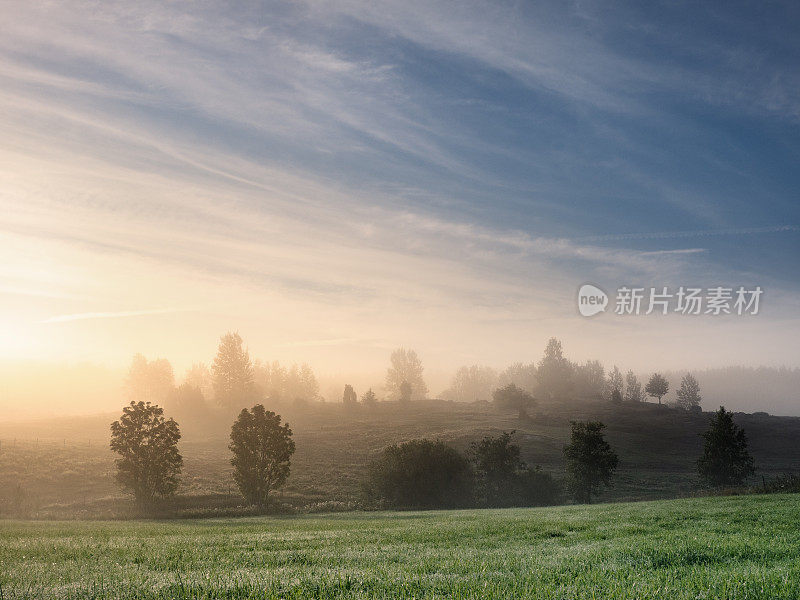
364;439;473;509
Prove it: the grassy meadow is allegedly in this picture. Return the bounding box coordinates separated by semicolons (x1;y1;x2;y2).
1;493;799;599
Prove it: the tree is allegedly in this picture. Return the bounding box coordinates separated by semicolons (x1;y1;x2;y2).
536;338;574;399
442;365;498;403
110;401;182;511
492;383;536;412
624;371;644;403
676;373;702;411
573;360;605;398
364;439;473;509
497;362;537;394
183;362;213;400
125;354;175;406
169;382;209;419
468;431;559;507
697;407;755;487
212;332;256;409
385;348;428;401
606;366;623;401
645;373;669;404
563;421;618;503
342;384;358;407
398;380;413;403
361;388;377;407
229;404;295;507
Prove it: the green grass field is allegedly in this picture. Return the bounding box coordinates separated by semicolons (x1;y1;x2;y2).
2;493;798;599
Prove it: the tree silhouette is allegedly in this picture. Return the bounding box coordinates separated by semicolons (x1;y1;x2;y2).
343;384;358;407
645;373;669;404
229;404;295;507
361;388;377;407
563;421;618;503
385;348;428;401
536;338;573;399
212;332;256;409
624;371;644;403
676;373;702;411
110;401;182;511
698;406;755;487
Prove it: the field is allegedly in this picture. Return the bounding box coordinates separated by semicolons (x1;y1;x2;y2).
3;399;800;517
1;493;798;599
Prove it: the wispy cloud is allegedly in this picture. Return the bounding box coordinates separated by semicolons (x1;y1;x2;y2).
41;308;191;323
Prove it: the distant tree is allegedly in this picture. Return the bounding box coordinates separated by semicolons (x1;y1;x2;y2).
212;332;257;409
563;421;618;503
364;439;473;509
492;383;536;412
468;431;559;507
497;362;537;394
343;384;358;407
361;388;377;407
229;404;295;508
624;371;644;403
442;365;498;403
645;373;669;404
606;366;624;401
676;373;702;411
169;382;209;418
536;338;574;399
183;362;213;400
386;348;428;401
398;380;413;403
697;407;755;487
110;401;182;511
125;354;175;406
573;360;605;398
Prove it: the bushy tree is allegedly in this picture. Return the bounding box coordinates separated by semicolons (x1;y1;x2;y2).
229;404;295;507
442;365;498;402
624;371;644;403
563;421;618;503
676;373;702;411
125;354;175;405
342;384;357;407
110;401;182;511
492;383;536;412
645;373;669;404
169;382;209;419
573;360;605;398
386;348;428;401
606;366;623;401
365;439;473;509
184;362;214;400
213;332;257;409
468;431;559;507
697;407;755;487
497;362;537;394
361;388;377;407
536;338;574;399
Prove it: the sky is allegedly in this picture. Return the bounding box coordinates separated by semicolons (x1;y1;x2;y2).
1;0;800;412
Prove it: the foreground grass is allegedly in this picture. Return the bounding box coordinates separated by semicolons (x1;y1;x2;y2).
1;494;798;599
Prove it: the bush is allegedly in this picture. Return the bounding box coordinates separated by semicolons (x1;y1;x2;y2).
469;432;560;507
364;439;473;509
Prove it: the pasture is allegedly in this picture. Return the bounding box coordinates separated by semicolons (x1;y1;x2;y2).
1;493;799;599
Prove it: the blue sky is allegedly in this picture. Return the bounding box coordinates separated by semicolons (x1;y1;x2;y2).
1;0;799;388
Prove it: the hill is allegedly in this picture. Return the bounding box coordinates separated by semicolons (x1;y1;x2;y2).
2;398;800;517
